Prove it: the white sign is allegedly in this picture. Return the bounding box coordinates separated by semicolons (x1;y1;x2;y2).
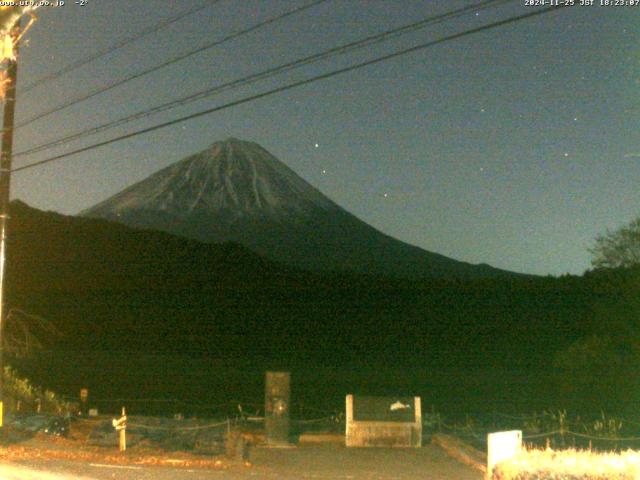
112;415;127;431
487;430;522;477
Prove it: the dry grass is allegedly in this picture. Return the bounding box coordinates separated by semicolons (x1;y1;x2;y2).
0;432;232;470
493;448;640;479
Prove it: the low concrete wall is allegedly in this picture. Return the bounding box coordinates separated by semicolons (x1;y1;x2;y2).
345;395;422;448
347;421;421;447
431;433;487;474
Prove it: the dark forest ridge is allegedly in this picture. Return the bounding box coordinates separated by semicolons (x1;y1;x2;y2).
5;200;635;414
81;138;520;279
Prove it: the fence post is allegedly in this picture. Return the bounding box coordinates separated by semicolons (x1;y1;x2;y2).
119;407;126;452
112;406;127;452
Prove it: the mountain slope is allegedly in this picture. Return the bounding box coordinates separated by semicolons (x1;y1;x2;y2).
81;137;514;278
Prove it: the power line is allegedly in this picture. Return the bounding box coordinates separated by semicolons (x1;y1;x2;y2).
12;4;569;174
21;1;219;94
15;0;510;155
16;0;329;129
15;0;513;158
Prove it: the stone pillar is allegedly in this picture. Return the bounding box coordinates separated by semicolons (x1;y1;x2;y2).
265;371;290;445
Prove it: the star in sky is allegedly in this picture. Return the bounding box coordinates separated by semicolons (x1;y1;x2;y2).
13;1;634;276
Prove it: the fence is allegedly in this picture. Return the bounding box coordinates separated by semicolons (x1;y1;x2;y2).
430;410;640;453
53;391;640;453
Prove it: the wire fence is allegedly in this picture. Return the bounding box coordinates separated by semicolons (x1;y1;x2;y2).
56;392;640;453
430;410;640;452
76;408;344;453
76;396;340;417
11;394;640;458
63;394;346;444
126;418;230;432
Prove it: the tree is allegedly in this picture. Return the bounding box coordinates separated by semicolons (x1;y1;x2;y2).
590;217;640;269
553;334;634;412
3;308;61;359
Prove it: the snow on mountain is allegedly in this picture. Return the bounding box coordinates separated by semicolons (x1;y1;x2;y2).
81;138;514;278
86;138;338;220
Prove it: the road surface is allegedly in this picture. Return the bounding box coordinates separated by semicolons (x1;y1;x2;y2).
2;444;483;479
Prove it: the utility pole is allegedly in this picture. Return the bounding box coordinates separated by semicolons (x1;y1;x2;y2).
0;22;20;427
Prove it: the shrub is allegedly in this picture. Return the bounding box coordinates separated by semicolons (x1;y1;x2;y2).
3;366;73;415
493;448;640;480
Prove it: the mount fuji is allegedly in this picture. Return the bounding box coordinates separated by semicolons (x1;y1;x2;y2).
81;138;513;278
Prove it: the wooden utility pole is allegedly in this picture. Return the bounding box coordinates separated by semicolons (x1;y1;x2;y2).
0;23;20;427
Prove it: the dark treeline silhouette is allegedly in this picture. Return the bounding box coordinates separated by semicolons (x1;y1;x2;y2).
6;201;638;416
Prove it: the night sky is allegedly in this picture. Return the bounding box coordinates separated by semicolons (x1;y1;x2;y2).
8;0;639;276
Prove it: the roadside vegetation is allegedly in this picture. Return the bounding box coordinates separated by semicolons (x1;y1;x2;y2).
493;448;640;480
3;366;74;415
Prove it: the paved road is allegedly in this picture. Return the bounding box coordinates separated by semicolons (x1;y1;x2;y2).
2;444;483;479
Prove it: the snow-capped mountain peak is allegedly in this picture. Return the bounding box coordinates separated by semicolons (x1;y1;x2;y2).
85;138;337;221
82;138;513;278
